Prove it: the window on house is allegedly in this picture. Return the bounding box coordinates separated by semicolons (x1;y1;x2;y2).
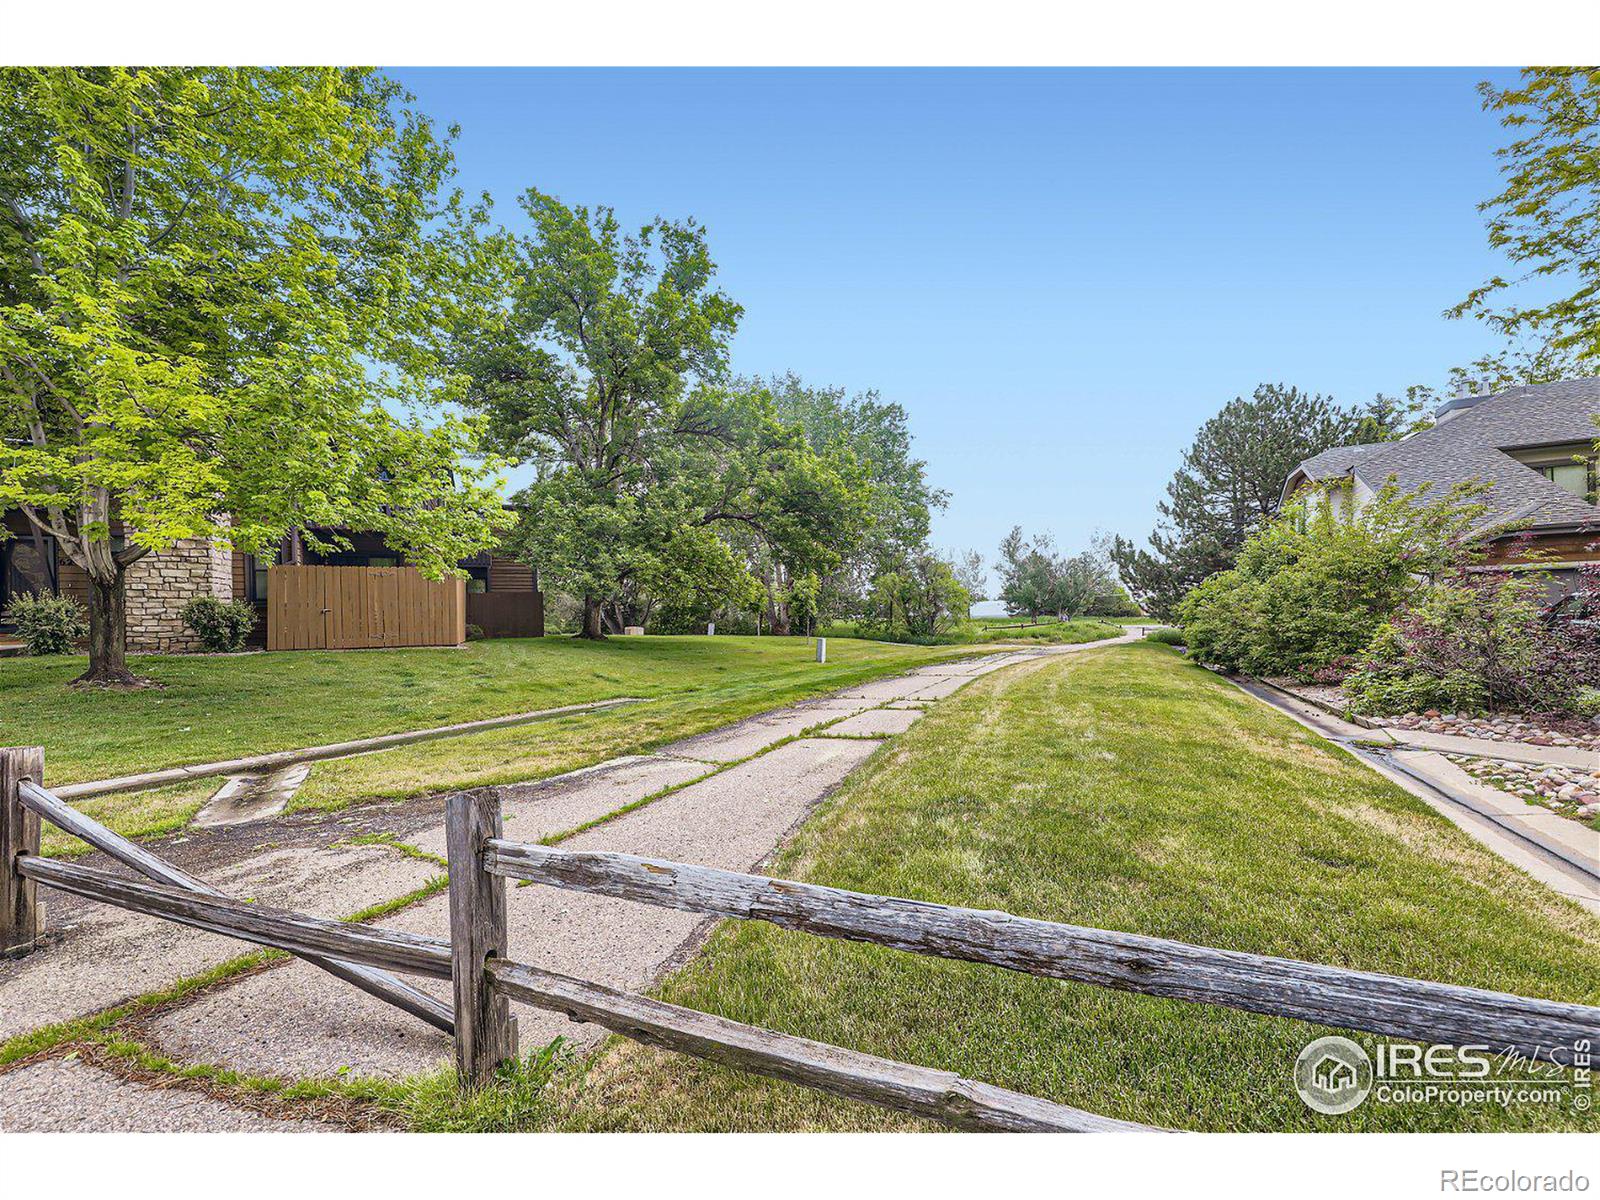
3;535;56;607
253;558;269;600
1537;461;1592;499
466;565;489;593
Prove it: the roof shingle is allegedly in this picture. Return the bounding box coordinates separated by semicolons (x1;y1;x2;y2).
1284;377;1600;533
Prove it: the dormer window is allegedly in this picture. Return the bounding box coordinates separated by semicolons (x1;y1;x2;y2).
1506;442;1596;503
1537;460;1592;499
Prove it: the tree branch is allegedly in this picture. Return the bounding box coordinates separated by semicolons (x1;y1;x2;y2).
0;189;46;275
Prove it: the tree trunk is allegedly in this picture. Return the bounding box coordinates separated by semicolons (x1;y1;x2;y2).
577;596;605;640
76;571;140;686
764;587;792;636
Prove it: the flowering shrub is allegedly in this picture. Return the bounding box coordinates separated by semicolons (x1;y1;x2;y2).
1177;482;1485;677
1344;566;1600;716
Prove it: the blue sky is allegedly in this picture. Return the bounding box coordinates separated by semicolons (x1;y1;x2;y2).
393;67;1524;578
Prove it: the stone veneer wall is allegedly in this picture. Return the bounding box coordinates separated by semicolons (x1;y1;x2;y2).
124;538;234;653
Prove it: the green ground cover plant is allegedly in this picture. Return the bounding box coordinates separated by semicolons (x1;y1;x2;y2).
2;593;88;655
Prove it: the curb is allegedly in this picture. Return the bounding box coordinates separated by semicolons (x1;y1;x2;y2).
53;697;646;802
1221;670;1599;902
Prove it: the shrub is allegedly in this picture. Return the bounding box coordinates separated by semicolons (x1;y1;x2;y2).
1343;570;1600;716
1177;482;1485;677
180;596;257;653
465;623;486;642
3;592;88;655
1308;654;1358;686
863;554;971;641
1085;586;1143;618
1145;627;1185;646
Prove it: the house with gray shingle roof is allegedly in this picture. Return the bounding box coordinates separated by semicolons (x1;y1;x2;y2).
1281;378;1600;589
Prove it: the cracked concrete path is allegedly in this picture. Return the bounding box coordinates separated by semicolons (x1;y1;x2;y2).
146;736;882;1080
0;1057;336;1132
194;763;312;827
0;841;443;1042
0;628;1140;1129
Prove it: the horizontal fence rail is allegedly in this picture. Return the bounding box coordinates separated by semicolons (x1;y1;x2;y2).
11;747;1596;1135
485;958;1155;1132
485;840;1600;1063
16;856;453;980
18;779;453;1031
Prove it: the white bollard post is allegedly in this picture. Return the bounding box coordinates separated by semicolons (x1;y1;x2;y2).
707;622;715;636
815;637;826;664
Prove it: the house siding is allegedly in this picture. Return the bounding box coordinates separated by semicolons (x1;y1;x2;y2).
122;535;234;652
1482;531;1600;566
487;554;535;592
4;511;233;650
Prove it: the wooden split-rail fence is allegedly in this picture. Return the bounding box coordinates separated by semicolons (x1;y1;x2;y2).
3;745;1597;1131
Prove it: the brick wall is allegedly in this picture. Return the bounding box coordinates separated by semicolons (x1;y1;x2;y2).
124;538;234;652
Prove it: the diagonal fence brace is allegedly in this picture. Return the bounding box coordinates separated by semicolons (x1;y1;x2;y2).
18;778;453;1033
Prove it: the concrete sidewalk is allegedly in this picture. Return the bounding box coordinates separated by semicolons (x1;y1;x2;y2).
0;631;1138;1131
1369;725;1599;772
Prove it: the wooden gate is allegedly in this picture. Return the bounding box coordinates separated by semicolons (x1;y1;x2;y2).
267;565;466;651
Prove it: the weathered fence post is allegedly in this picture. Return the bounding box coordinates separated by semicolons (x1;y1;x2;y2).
1;747;45;956
446;790;517;1087
815;637;826;664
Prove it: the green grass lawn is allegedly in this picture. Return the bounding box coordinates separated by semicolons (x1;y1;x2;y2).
976;616;1122;643
1;635;968;784
816;616;1123;646
553;643;1598;1132
2;635;975;851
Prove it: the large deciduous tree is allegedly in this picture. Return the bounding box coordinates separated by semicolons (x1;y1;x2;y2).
468;195;871;637
996;527;1120;621
762;372;946;625
1449;67;1600;372
0;67;503;684
464;190;743;638
866;551;970;640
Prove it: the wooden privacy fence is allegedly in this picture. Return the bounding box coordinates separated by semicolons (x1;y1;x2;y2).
267;565;465;651
4;747;1598;1132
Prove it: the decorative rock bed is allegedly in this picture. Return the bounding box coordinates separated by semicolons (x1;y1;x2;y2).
1444;754;1600;825
1264;678;1600;753
1377;710;1600;752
